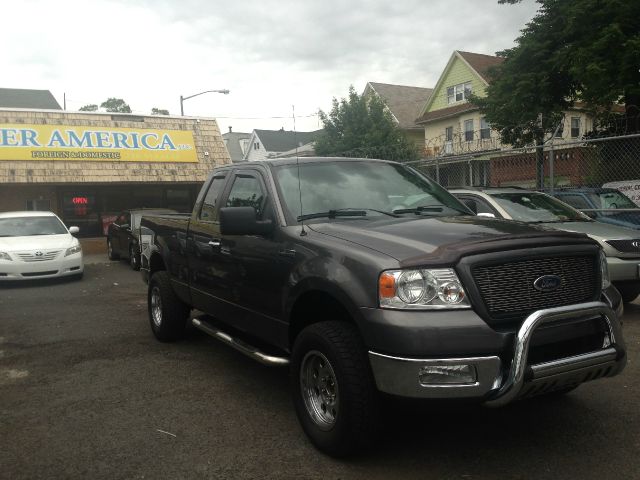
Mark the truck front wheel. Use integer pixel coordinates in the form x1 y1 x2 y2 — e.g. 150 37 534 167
148 271 190 342
291 321 379 457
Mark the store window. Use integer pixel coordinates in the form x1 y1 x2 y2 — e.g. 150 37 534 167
26 199 51 211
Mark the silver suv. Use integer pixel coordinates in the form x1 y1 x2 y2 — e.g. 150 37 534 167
451 187 640 303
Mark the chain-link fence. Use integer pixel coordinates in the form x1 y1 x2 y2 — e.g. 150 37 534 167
407 132 640 200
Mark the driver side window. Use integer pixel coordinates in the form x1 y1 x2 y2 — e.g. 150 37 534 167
226 175 267 219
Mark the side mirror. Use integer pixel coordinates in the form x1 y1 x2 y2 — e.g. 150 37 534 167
220 207 274 236
477 212 496 218
69 226 80 234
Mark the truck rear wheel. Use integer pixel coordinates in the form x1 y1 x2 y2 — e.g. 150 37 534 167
107 238 119 260
148 271 190 342
291 321 379 457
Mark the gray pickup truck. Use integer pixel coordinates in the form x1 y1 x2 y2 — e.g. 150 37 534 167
140 157 626 456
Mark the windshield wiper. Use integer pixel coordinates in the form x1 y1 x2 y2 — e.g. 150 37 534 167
297 209 368 222
393 204 468 215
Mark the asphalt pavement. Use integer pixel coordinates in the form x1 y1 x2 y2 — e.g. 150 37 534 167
1 258 639 479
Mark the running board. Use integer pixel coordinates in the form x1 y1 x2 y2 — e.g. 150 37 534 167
191 318 290 366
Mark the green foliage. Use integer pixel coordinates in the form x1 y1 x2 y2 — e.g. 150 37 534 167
315 86 419 162
79 104 98 112
151 108 170 115
471 0 640 145
100 98 132 113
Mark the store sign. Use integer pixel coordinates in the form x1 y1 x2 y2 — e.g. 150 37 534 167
0 123 198 163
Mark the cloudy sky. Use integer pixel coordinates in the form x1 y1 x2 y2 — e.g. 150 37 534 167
2 0 539 134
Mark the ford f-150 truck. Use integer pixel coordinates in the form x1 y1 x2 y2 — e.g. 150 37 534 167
140 157 626 456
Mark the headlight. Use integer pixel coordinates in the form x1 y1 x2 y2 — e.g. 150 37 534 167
599 249 610 289
65 245 82 257
379 268 470 309
0 252 12 261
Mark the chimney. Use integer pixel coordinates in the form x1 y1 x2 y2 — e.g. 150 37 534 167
228 126 232 133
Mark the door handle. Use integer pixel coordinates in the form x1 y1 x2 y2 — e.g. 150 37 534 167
208 239 221 248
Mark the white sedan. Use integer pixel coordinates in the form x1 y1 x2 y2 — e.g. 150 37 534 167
0 211 84 281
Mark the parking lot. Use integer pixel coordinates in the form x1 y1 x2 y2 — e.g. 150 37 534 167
1 258 639 479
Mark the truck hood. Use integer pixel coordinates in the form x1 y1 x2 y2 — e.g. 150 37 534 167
308 215 592 265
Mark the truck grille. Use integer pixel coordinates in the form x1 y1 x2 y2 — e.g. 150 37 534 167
473 256 598 318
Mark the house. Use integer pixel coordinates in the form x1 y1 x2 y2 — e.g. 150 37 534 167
222 127 251 162
0 88 62 110
363 82 433 148
415 50 596 187
242 129 321 161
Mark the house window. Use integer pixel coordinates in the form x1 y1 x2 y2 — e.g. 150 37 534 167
555 119 564 138
445 126 453 142
254 142 260 150
464 119 474 142
480 117 491 139
447 82 472 104
571 117 581 138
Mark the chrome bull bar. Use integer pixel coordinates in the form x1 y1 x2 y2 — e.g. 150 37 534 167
485 301 626 407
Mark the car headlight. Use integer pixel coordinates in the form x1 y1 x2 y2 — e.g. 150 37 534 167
65 245 82 257
599 249 610 289
379 268 470 309
0 252 12 261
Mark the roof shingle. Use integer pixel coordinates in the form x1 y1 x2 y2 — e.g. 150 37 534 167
0 88 62 110
366 82 433 129
457 51 504 83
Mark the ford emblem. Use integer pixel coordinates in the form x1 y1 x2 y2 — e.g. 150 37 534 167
533 275 562 292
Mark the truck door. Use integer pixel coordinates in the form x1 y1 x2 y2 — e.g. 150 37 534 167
187 173 238 317
220 169 292 342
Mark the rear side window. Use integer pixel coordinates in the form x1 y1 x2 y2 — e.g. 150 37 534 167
557 194 590 210
200 176 227 220
226 175 265 218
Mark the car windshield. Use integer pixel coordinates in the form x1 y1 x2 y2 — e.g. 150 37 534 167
0 216 68 236
490 192 589 222
273 161 470 222
588 191 637 209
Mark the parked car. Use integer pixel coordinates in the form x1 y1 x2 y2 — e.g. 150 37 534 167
451 187 640 302
139 158 626 456
547 187 640 230
106 208 176 270
0 211 83 281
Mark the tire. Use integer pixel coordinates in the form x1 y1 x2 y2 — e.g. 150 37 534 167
148 271 190 342
129 245 140 271
615 283 640 303
291 321 380 457
107 238 119 260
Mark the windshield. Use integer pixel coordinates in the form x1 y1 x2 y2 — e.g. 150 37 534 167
0 216 68 237
588 191 637 209
490 192 589 222
273 161 470 222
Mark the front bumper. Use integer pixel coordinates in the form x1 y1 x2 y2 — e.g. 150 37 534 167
0 254 83 280
368 302 626 405
607 256 640 282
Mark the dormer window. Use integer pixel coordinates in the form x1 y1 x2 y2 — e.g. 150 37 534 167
447 82 472 104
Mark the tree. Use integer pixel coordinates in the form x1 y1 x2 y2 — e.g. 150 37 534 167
315 86 419 162
151 108 170 115
79 104 98 112
470 0 640 186
100 98 131 113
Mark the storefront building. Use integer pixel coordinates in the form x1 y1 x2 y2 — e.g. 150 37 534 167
0 107 230 236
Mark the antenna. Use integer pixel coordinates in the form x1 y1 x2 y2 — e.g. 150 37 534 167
292 105 307 236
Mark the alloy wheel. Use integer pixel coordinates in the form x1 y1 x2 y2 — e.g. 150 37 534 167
300 350 340 430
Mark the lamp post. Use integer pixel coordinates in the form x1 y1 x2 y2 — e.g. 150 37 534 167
180 89 230 116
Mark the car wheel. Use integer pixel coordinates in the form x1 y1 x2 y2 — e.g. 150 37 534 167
107 238 119 260
291 321 379 457
129 245 140 271
148 271 190 342
615 283 640 303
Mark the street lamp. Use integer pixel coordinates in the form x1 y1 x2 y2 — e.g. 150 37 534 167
180 89 230 116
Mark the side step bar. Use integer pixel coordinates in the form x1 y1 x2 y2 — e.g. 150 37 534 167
191 318 290 367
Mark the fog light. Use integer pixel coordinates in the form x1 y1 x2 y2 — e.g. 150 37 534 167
418 364 477 385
